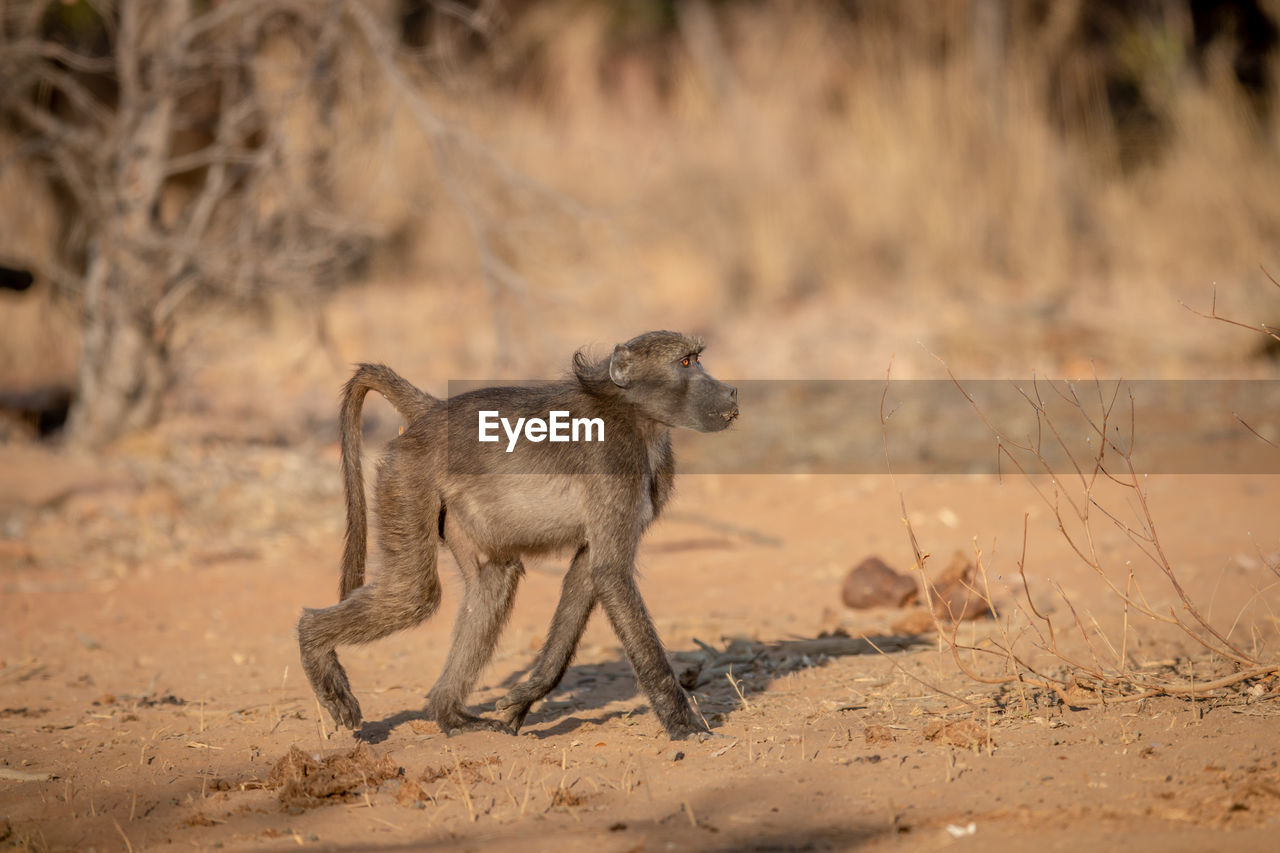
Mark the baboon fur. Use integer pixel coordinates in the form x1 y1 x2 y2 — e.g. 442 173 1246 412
297 331 739 740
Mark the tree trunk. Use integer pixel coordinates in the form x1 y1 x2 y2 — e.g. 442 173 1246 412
65 248 170 446
64 0 185 446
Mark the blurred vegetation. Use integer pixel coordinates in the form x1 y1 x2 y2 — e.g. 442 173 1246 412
1 0 1279 442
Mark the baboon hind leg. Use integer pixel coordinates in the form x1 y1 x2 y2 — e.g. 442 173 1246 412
298 505 443 730
496 546 595 732
427 522 521 734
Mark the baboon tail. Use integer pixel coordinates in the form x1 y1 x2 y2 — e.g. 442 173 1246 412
338 363 438 601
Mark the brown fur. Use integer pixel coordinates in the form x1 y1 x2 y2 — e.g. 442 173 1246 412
297 331 738 739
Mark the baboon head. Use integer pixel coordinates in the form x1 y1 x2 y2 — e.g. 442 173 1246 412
577 331 738 432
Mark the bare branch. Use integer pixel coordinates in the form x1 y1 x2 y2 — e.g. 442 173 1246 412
1181 274 1280 344
1 38 116 72
885 349 1276 710
1233 413 1279 449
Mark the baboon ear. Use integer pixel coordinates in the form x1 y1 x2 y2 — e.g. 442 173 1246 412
608 344 634 388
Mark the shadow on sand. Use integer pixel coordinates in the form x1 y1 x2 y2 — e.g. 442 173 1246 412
356 632 924 744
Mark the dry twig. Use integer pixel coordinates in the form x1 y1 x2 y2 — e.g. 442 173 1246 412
879 357 1280 709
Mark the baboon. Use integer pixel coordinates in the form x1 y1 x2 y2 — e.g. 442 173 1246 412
297 331 739 740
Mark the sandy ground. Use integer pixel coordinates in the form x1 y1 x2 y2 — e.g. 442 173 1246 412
2 424 1279 851
5 6 1280 847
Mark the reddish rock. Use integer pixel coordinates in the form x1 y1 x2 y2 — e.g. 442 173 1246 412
928 551 994 622
841 556 918 609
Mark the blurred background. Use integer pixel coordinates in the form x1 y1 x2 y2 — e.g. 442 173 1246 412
1 0 1279 446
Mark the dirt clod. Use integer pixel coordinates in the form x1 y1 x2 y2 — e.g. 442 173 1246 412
550 785 586 808
267 744 402 808
864 724 896 744
923 719 992 750
420 754 499 785
395 779 428 805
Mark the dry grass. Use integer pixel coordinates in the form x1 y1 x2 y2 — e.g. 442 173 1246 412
882 355 1280 711
336 1 1280 378
5 2 1279 396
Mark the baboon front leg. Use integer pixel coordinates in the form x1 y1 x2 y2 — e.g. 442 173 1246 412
301 648 360 730
496 547 595 732
298 525 443 730
426 556 522 734
595 562 708 740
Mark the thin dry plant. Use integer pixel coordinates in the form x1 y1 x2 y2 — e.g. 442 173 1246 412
1181 265 1280 448
1180 264 1280 350
879 357 1280 710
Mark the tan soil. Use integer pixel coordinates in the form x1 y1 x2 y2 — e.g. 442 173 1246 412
2 427 1279 851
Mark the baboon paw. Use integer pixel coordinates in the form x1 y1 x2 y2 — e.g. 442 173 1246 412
498 702 532 733
320 694 363 730
666 728 707 742
440 716 512 737
433 705 512 736
494 685 534 711
663 718 712 741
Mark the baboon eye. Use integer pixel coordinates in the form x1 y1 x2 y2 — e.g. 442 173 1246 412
681 357 691 367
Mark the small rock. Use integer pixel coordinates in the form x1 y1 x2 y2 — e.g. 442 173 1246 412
929 552 994 622
841 556 918 609
667 750 685 762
